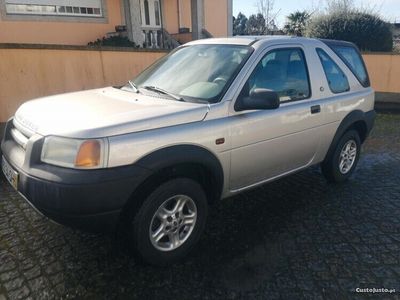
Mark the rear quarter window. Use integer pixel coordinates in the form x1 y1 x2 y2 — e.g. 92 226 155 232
317 48 350 94
330 45 370 88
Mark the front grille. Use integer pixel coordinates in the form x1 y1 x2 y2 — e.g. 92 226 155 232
10 127 29 149
10 119 34 150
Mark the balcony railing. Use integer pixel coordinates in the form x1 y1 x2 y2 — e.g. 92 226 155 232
142 29 180 49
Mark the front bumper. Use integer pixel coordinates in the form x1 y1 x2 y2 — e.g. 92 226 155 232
1 119 151 232
14 163 150 232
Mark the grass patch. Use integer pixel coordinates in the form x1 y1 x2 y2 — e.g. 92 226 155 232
370 113 400 138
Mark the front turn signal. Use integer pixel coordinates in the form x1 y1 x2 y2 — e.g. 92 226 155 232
75 140 101 168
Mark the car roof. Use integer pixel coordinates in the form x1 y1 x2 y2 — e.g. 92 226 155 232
186 36 321 47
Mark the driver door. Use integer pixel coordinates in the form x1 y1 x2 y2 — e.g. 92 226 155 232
229 45 324 191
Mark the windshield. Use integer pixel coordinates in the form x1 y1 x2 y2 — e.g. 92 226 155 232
130 44 253 103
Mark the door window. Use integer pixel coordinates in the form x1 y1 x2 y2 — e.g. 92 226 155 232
317 48 350 94
241 48 311 103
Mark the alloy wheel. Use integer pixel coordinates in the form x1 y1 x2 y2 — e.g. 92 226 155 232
149 195 197 251
339 139 357 174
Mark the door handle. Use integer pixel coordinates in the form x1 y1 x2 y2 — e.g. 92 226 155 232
311 105 321 114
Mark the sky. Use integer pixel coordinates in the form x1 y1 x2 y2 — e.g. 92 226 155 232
233 0 400 27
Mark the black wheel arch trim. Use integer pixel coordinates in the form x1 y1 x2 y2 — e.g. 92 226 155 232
134 144 225 200
324 109 376 161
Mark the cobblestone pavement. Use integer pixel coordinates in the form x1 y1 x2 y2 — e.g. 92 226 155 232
1 113 400 300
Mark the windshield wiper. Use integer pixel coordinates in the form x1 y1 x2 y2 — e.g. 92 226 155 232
142 86 184 101
127 80 139 93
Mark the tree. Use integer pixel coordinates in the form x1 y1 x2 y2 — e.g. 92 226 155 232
326 0 354 14
284 11 311 36
306 11 393 51
233 12 248 36
255 0 280 34
247 13 267 35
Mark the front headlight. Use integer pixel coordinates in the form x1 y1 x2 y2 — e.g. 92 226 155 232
41 136 108 169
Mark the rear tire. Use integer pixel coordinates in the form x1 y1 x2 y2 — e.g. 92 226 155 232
321 129 361 183
128 178 208 266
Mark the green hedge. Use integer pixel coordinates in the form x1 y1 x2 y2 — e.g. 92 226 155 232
88 36 138 48
307 12 393 52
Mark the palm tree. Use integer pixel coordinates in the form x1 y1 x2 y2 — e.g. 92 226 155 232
284 11 311 37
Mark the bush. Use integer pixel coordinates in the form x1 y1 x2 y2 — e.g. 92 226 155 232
88 36 138 48
306 12 393 52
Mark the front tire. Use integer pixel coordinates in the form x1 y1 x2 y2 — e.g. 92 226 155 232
321 129 361 183
129 178 208 266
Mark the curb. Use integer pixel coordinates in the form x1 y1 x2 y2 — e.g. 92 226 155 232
375 102 400 114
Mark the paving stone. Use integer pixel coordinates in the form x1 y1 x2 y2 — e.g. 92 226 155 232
7 285 30 300
3 277 24 292
27 277 51 292
0 113 399 298
23 266 42 281
0 270 20 283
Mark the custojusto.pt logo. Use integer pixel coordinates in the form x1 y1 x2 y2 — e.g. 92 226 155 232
356 287 396 294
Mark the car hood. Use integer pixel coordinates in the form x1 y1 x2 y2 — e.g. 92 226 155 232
14 87 210 138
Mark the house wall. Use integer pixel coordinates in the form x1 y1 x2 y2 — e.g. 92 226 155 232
0 0 123 45
179 0 192 30
0 45 167 122
0 0 230 46
204 0 228 37
163 0 229 37
163 0 179 34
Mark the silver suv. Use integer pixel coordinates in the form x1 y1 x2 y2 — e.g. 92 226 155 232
1 37 375 265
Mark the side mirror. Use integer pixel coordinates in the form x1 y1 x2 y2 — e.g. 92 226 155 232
235 88 280 111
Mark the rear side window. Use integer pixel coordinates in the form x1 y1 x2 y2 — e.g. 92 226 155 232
317 48 350 94
331 45 370 87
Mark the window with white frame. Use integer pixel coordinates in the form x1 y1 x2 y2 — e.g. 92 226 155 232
154 1 160 26
143 0 150 25
140 0 161 28
5 0 103 17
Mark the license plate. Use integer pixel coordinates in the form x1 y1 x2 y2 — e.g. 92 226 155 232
1 156 19 190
